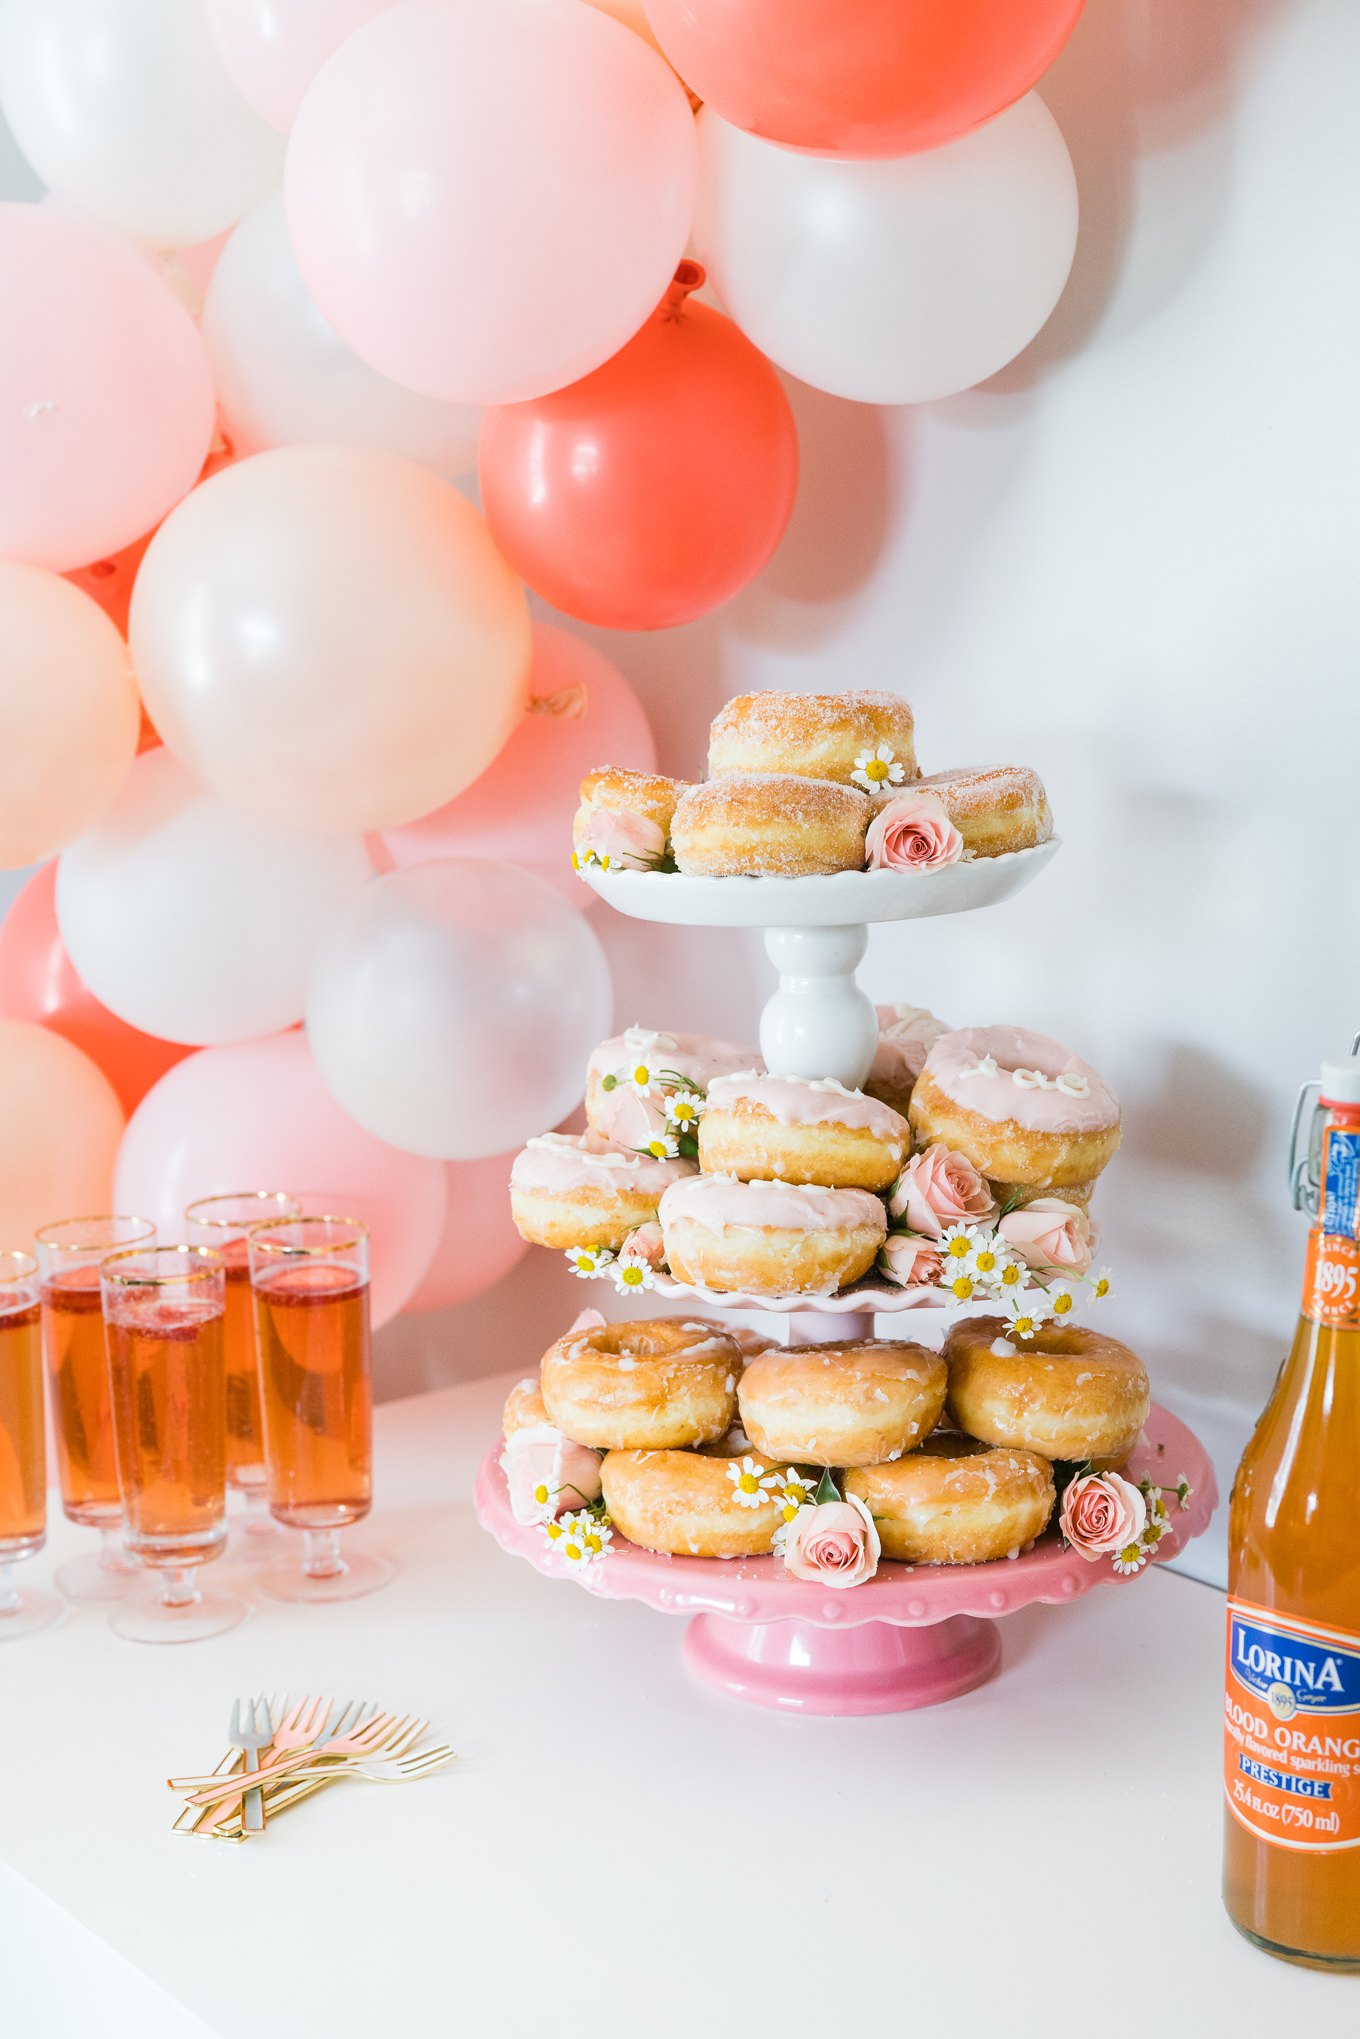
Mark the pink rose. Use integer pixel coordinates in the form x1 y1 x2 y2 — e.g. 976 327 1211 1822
998 1197 1092 1275
593 1083 668 1148
782 1496 881 1589
619 1222 665 1270
577 806 664 872
888 1143 996 1237
1060 1471 1147 1562
879 1234 943 1287
865 792 963 872
500 1424 603 1526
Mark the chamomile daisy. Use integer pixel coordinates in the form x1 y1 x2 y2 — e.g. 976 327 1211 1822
1088 1266 1115 1302
564 1245 614 1280
727 1457 777 1510
939 1223 983 1267
664 1091 705 1133
638 1133 680 1161
1044 1281 1079 1320
610 1254 655 1295
1112 1544 1147 1576
967 1236 1010 1285
558 1511 613 1564
1002 1290 1052 1341
850 744 906 794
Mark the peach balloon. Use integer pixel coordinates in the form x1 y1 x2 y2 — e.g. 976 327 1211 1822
206 0 402 131
285 0 697 404
129 446 533 834
0 204 216 572
0 1020 125 1252
112 1031 445 1328
380 624 656 907
401 1153 530 1313
0 564 141 871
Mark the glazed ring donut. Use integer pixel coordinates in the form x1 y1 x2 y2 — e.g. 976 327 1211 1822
909 1024 1121 1190
676 1319 781 1362
915 766 1053 859
699 1072 908 1193
737 1340 947 1467
572 768 691 853
708 689 917 789
601 1446 784 1557
845 1436 1055 1564
863 1004 949 1117
944 1315 1150 1470
503 1377 551 1436
540 1319 742 1450
658 1174 887 1296
585 1026 760 1146
509 1132 696 1250
671 775 871 878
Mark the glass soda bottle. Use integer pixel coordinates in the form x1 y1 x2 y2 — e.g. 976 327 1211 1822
1223 1054 1360 1969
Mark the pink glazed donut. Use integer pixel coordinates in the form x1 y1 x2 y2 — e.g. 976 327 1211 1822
908 1025 1121 1192
585 1026 761 1148
658 1173 887 1296
509 1132 696 1250
698 1071 908 1192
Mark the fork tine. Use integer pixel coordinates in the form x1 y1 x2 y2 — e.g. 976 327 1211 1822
229 1697 241 1744
302 1694 329 1737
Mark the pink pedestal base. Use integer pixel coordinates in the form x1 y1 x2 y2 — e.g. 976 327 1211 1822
684 1611 1002 1715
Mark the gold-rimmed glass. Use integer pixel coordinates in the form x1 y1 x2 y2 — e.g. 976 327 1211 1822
0 1251 62 1641
35 1214 155 1602
247 1216 392 1603
100 1246 245 1645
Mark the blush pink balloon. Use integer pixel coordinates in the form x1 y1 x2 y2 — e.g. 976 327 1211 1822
113 1031 445 1327
401 1153 530 1313
285 0 698 404
380 624 656 909
0 204 216 572
206 0 401 131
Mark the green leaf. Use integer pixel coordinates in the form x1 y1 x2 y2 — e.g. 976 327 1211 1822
1049 1458 1092 1511
813 1468 841 1507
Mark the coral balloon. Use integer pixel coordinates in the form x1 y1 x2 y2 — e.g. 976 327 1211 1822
204 194 482 481
306 861 613 1161
0 565 140 870
693 98 1078 406
129 446 532 834
0 205 216 572
641 0 1085 157
400 1154 530 1313
56 750 372 1047
481 265 798 630
0 863 191 1117
380 624 656 906
285 0 697 404
112 1032 444 1328
0 0 285 247
0 1020 125 1252
205 0 400 131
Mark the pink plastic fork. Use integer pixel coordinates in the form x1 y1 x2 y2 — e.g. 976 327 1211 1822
188 1711 400 1809
202 1694 335 1830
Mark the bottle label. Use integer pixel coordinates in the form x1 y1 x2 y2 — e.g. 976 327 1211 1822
1302 1231 1360 1327
1225 1597 1360 1851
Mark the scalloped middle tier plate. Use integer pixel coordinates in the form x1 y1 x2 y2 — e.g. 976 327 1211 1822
581 837 1061 928
648 1272 945 1313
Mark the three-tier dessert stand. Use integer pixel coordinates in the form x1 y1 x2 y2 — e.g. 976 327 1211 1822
474 840 1218 1713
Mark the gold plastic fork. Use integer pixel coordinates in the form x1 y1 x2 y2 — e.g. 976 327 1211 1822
267 1744 457 1787
196 1694 338 1832
211 1717 432 1837
186 1710 404 1809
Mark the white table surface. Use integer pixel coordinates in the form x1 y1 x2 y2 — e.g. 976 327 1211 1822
2 1371 1354 2039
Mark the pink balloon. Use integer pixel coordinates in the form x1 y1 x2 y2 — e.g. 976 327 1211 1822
285 0 697 404
113 1031 445 1328
380 624 656 908
0 203 216 572
401 1153 529 1313
206 0 401 132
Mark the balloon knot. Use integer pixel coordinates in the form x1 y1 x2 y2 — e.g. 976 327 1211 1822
662 260 705 320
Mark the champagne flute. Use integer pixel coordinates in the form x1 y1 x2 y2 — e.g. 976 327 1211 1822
248 1216 393 1603
35 1215 155 1601
184 1191 301 1548
100 1246 246 1645
0 1251 63 1641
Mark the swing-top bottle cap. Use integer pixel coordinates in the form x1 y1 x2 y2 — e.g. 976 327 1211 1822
1319 1056 1360 1106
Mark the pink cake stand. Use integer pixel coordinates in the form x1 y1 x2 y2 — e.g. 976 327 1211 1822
474 1400 1218 1716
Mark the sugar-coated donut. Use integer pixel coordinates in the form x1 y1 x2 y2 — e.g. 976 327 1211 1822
573 768 691 853
503 1378 551 1436
914 766 1053 859
677 1320 782 1362
845 1436 1055 1564
944 1315 1150 1470
700 1072 908 1191
738 1340 947 1467
658 1174 887 1295
671 775 872 878
708 690 917 789
509 1132 696 1250
585 1025 761 1147
601 1447 784 1558
864 1004 950 1117
909 1025 1121 1190
540 1319 742 1450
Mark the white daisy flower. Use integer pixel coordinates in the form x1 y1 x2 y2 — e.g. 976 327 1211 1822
610 1254 655 1296
557 1511 613 1565
638 1133 680 1161
850 744 906 794
1044 1280 1080 1321
1002 1289 1052 1341
939 1222 984 1269
663 1091 705 1132
771 1467 817 1511
772 1506 810 1556
564 1245 614 1280
941 1270 978 1304
627 1061 656 1096
993 1258 1026 1292
967 1235 1011 1285
1088 1266 1115 1302
727 1457 777 1510
1112 1543 1147 1576
539 1516 569 1552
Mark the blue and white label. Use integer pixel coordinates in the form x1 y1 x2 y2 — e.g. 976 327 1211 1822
1321 1126 1360 1240
1230 1609 1360 1718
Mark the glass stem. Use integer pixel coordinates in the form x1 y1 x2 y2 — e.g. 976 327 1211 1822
158 1566 198 1608
301 1529 346 1580
0 1561 19 1616
242 1488 274 1536
98 1524 136 1574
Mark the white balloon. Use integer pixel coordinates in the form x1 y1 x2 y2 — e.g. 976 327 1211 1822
56 749 372 1046
306 860 614 1160
205 0 401 133
692 95 1078 407
202 194 483 480
0 0 286 248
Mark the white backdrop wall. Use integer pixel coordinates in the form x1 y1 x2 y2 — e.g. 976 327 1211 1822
3 0 1357 1588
